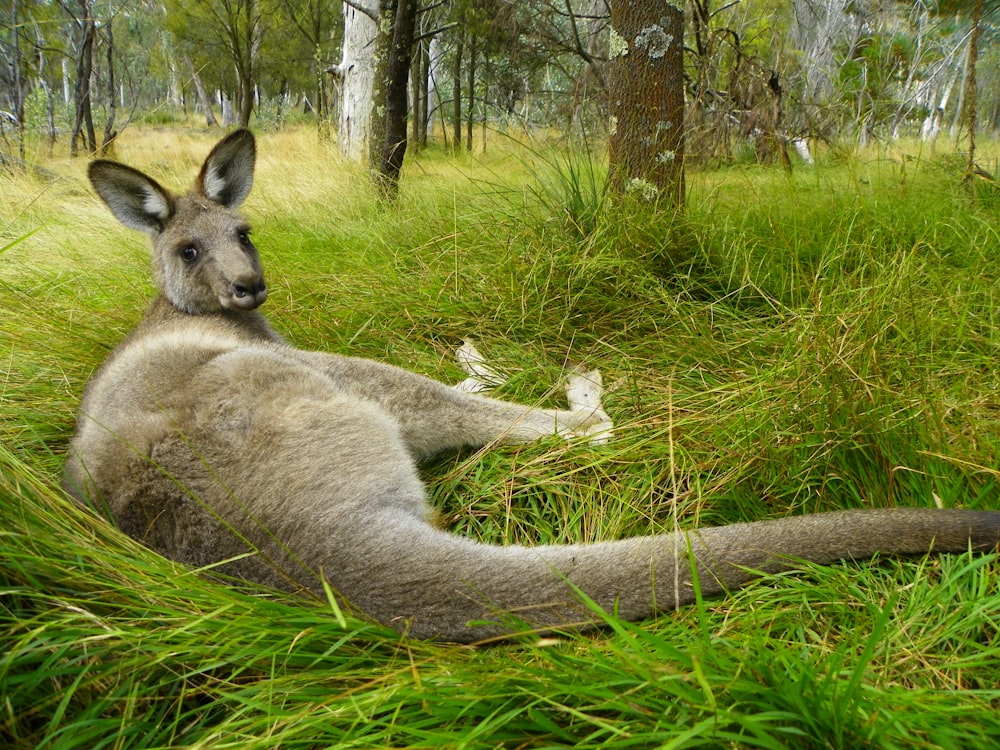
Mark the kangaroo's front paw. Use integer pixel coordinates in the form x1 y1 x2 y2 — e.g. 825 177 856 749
563 369 613 445
454 339 507 393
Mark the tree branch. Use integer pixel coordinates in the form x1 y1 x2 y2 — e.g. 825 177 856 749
342 0 378 23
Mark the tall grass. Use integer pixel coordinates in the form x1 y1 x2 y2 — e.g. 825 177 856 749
3 127 1000 748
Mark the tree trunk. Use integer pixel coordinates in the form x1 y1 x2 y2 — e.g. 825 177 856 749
39 77 58 152
11 0 26 160
950 34 971 142
187 56 219 127
332 2 378 162
428 35 442 142
369 0 393 177
101 17 117 155
70 0 97 157
465 37 476 153
607 0 685 209
790 0 852 141
315 45 331 141
221 95 235 127
62 57 71 107
370 0 418 200
235 11 258 128
451 24 464 155
411 32 433 152
964 0 984 183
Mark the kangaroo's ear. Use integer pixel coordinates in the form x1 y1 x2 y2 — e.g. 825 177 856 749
197 129 256 208
88 161 175 234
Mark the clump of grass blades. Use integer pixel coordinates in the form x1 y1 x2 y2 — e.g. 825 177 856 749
5 441 1000 748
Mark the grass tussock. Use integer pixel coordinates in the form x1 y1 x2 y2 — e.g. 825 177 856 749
4 126 1000 747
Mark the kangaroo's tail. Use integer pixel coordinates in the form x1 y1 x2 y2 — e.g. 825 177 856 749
335 508 1000 642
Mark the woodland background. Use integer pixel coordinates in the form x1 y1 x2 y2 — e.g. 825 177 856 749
4 0 1000 187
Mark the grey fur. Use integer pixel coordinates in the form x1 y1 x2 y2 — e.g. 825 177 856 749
64 130 1000 642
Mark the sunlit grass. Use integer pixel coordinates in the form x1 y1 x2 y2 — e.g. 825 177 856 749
4 125 1000 747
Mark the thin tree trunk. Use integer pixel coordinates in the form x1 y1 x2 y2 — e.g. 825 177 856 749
370 0 418 200
70 0 97 157
101 17 116 155
950 34 971 141
964 0 984 183
221 95 235 127
451 21 465 154
451 23 464 155
427 35 442 142
410 37 427 152
466 38 476 152
12 0 25 160
187 57 219 126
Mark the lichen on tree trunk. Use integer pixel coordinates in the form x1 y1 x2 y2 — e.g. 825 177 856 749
607 0 685 210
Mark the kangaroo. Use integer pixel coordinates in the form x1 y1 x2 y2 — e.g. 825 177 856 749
64 129 1000 643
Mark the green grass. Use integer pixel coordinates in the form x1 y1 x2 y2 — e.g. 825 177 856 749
4 128 1000 747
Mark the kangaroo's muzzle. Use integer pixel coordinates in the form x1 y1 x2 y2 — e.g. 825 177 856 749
228 277 268 310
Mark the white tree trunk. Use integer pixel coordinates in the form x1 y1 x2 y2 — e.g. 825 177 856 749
791 0 848 106
792 138 814 164
221 95 235 127
949 32 973 142
62 57 71 106
922 77 954 147
426 35 442 137
335 2 379 162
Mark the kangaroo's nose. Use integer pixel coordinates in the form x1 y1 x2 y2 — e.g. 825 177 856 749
230 277 267 310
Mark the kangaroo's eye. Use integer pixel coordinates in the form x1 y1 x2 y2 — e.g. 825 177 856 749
180 246 198 263
238 231 252 246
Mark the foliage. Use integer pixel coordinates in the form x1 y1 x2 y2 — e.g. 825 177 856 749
4 127 1000 747
8 1 1000 167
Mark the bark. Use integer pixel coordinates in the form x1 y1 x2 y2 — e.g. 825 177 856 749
70 0 97 157
428 35 442 140
11 0 25 159
607 0 685 209
221 96 235 127
451 25 464 155
950 29 972 141
62 57 71 106
101 17 116 155
411 37 429 151
466 37 476 152
187 56 220 127
922 67 957 150
790 0 857 139
38 77 57 151
235 1 260 128
964 0 984 183
331 2 378 162
370 0 419 199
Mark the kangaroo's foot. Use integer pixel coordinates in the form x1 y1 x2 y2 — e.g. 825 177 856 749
563 368 613 445
454 340 507 393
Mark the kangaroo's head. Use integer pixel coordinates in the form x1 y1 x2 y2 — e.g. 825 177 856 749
88 129 267 314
